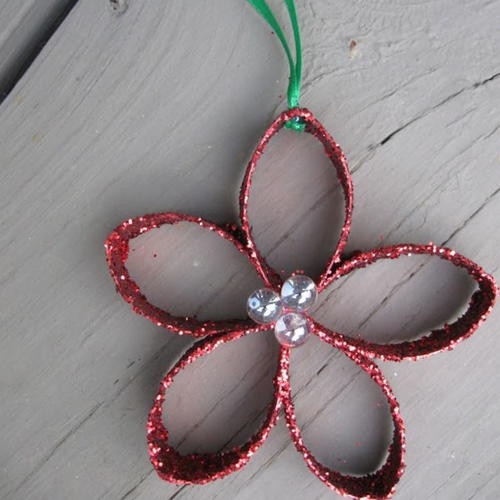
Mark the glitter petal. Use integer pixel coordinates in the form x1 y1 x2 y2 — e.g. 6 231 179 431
316 244 497 361
147 329 289 483
105 213 260 336
283 326 406 499
239 108 353 291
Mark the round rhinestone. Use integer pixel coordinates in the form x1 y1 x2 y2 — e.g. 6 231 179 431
281 275 317 312
247 288 283 324
274 312 310 347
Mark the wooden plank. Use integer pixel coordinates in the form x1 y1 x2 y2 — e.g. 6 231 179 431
0 0 77 100
0 0 499 499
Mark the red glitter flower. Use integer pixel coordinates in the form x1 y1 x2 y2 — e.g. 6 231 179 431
105 108 497 499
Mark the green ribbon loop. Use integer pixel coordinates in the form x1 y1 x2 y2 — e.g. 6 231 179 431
246 0 305 132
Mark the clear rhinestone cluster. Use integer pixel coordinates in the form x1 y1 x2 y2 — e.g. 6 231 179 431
247 275 317 347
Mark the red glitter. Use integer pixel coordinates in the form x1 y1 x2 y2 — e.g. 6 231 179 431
105 108 497 498
147 330 288 484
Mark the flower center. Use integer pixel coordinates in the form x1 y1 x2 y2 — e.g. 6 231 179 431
247 275 317 347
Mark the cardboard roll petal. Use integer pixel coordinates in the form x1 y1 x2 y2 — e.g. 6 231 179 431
105 213 263 337
315 243 497 362
284 327 406 499
147 329 288 484
239 108 353 291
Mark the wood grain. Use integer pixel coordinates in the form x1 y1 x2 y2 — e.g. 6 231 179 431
0 1 499 499
0 0 76 99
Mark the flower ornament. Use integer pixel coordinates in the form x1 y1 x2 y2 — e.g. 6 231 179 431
105 108 497 499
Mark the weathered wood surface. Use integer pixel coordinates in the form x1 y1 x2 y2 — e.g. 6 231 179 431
1 1 499 499
0 0 76 99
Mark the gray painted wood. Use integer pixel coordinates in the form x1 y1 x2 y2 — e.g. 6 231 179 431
1 1 499 499
0 0 76 99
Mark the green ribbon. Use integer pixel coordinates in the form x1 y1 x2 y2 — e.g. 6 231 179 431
246 0 305 132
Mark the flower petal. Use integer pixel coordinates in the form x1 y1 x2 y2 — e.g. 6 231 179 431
105 213 260 336
147 329 290 484
239 108 353 290
319 244 497 361
283 330 405 499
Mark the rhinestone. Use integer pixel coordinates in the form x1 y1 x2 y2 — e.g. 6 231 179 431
274 312 310 347
247 288 283 324
281 275 317 312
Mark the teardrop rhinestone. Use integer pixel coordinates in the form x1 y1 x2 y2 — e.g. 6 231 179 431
247 288 283 324
281 275 317 312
